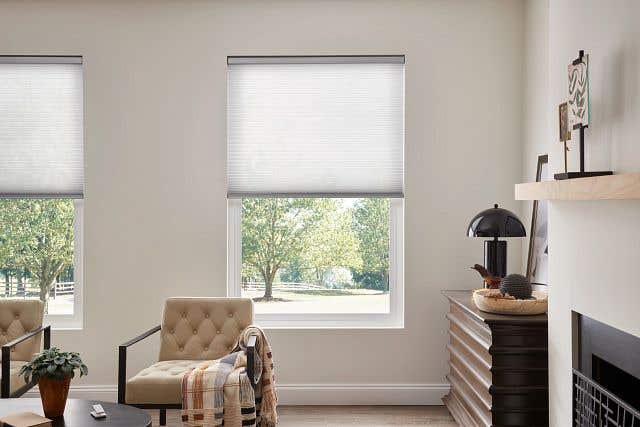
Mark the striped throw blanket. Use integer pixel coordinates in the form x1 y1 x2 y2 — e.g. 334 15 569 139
181 325 278 427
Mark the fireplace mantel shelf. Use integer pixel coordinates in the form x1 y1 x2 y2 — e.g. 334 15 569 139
515 172 640 201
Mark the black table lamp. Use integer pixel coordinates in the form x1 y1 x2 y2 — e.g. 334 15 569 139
467 204 526 278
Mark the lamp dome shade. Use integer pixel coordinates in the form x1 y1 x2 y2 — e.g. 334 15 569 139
467 204 526 238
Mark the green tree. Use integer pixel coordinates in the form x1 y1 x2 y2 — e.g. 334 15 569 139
277 258 305 283
241 198 323 300
303 199 361 286
0 199 74 307
352 198 390 291
0 223 22 296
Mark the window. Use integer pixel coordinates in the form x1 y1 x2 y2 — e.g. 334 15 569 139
0 57 84 329
227 56 404 328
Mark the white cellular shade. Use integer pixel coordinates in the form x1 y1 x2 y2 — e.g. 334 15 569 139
0 60 84 197
227 58 404 197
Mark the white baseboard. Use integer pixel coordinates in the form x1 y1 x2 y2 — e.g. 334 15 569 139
24 385 117 402
277 383 449 405
24 383 449 405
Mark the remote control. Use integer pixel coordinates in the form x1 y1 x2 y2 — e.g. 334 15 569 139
91 404 107 418
90 410 107 419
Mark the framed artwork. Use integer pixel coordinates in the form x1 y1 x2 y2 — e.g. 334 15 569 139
558 102 571 142
526 154 549 285
568 53 589 129
558 102 571 173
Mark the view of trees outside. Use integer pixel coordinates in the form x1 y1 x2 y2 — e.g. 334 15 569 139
0 199 76 314
0 197 390 315
241 198 391 314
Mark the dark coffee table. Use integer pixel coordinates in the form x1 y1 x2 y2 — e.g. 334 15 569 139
0 399 151 426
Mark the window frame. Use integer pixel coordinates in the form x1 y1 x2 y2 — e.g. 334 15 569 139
43 199 83 329
0 55 84 329
227 198 404 329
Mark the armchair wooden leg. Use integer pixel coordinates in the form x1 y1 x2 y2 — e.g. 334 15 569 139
43 325 51 350
1 346 10 398
159 408 166 425
118 346 127 404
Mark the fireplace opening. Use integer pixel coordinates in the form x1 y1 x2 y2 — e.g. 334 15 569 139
592 354 640 412
573 313 640 426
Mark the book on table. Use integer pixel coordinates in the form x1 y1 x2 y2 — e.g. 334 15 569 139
0 412 52 427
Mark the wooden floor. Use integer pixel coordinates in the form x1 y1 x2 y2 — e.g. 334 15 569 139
148 406 457 426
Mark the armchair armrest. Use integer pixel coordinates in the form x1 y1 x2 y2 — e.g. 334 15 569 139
120 325 161 348
1 325 51 398
118 325 161 404
246 334 257 390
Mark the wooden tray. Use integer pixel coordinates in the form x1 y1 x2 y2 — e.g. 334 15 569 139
472 288 548 315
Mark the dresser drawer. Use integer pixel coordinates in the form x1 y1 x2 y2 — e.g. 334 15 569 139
449 303 492 343
446 372 491 427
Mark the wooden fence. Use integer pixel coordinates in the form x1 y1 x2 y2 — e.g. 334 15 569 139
242 281 324 291
1 280 74 299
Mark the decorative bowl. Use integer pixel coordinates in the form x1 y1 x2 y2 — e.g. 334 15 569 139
472 288 548 315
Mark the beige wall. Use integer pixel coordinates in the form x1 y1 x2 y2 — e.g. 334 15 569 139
520 0 549 272
523 0 640 424
0 0 525 402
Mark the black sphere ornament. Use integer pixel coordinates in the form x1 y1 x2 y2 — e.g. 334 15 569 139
500 274 532 299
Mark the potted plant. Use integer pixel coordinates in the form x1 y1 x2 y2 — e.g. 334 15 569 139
19 347 88 418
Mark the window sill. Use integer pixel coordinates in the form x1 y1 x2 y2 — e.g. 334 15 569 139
44 315 83 331
255 313 403 330
260 325 405 330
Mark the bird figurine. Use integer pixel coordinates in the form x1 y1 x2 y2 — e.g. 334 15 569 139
470 264 502 289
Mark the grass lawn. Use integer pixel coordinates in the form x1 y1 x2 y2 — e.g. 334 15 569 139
244 288 389 314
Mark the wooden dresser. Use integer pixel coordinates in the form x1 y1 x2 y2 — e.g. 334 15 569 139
442 290 548 427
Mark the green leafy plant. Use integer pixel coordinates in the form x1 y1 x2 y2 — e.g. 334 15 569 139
19 347 88 383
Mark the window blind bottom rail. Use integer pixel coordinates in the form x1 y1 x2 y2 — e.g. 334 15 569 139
227 192 404 199
228 55 405 65
0 56 83 64
0 193 84 199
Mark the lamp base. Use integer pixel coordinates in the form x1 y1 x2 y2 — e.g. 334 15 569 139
484 240 507 278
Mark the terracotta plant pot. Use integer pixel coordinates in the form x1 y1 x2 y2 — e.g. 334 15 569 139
38 376 71 418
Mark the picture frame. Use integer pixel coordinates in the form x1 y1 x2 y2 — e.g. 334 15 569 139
568 53 589 129
558 102 571 142
558 102 571 173
526 154 549 285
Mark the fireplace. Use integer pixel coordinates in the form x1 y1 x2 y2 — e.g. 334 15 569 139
573 313 640 426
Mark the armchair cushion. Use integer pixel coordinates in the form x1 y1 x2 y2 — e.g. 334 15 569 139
0 300 44 361
126 360 202 404
126 360 246 405
158 298 253 362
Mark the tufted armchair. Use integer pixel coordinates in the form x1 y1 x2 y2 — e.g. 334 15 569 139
118 297 256 425
0 299 51 398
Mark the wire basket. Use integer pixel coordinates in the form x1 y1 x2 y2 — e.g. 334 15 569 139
573 369 640 426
